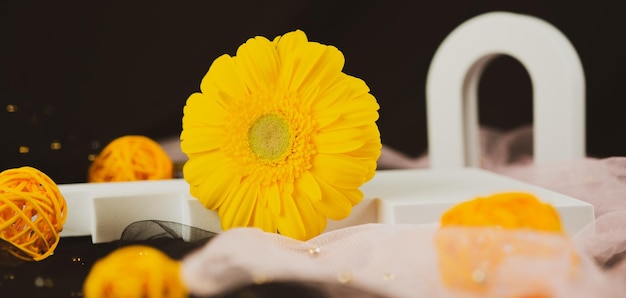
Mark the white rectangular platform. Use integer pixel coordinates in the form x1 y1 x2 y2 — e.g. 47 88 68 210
59 168 595 243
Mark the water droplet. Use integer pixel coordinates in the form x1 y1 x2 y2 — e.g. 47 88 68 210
471 269 486 283
308 247 321 256
382 272 395 281
337 271 352 284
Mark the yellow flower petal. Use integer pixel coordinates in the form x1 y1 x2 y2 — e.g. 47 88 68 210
313 75 371 112
279 42 344 94
265 183 281 217
346 127 382 159
308 173 353 220
182 92 226 127
312 153 369 188
316 136 364 154
249 199 276 233
316 127 364 142
184 153 237 210
235 36 280 93
200 54 247 108
218 179 258 229
275 190 307 240
180 126 222 154
274 29 309 58
295 171 322 202
293 192 327 239
313 112 341 130
336 187 364 206
315 98 379 130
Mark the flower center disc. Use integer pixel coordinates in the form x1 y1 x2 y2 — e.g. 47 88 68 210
248 114 291 160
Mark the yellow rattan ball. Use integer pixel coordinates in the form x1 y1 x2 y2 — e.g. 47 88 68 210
440 191 563 232
436 192 574 294
83 245 187 298
0 166 67 262
88 135 174 182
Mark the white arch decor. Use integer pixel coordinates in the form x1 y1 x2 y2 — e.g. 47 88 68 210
426 11 586 168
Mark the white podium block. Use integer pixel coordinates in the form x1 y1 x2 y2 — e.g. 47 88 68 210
358 168 594 236
59 168 594 243
58 179 221 243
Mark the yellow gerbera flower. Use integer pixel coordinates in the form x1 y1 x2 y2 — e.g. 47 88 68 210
180 30 381 240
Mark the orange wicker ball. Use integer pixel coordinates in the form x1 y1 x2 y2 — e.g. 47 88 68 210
83 245 187 298
88 135 174 182
0 166 67 262
440 191 563 232
435 192 575 295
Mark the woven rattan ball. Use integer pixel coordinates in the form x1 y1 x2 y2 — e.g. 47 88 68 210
0 166 67 262
435 192 570 293
84 245 187 298
88 135 174 182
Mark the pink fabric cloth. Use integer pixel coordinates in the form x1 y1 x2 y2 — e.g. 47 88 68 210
180 126 626 297
182 224 626 297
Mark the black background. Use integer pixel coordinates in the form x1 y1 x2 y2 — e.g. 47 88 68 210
1 1 624 183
